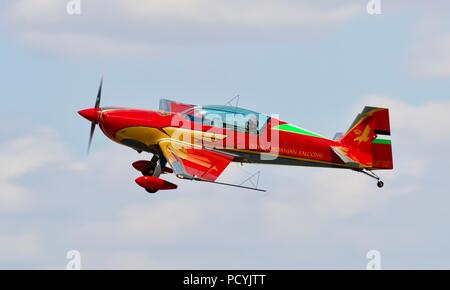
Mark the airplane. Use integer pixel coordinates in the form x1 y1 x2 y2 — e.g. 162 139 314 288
78 79 393 193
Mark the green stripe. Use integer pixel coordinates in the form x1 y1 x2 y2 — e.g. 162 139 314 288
373 139 392 145
273 124 326 139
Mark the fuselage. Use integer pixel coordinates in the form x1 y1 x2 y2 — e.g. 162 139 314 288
79 106 350 169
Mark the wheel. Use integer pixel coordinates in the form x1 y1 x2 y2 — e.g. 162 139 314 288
141 163 156 176
141 171 153 176
377 181 384 188
145 188 158 194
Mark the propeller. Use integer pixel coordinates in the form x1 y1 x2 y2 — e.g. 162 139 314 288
88 78 102 153
78 77 103 154
87 118 96 154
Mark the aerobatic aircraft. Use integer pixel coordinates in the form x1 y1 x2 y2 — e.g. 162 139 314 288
78 80 393 193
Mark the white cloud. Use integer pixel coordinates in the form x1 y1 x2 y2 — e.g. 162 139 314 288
362 96 450 189
79 199 209 246
6 0 67 26
409 32 450 78
414 43 450 78
18 31 150 57
0 128 67 212
122 0 361 29
407 14 450 78
0 233 43 264
364 96 450 143
351 1 450 79
98 251 160 270
4 0 363 56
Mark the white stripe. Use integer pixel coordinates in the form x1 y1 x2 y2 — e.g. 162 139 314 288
376 134 391 141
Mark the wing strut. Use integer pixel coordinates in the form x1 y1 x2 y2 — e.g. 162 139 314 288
239 170 261 189
190 177 266 192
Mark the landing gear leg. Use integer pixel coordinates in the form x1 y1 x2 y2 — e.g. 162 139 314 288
358 169 384 188
135 153 170 194
142 154 162 177
142 155 162 194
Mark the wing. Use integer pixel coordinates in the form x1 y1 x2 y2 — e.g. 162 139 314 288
159 140 234 182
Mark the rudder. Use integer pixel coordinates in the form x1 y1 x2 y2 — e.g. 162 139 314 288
339 107 393 170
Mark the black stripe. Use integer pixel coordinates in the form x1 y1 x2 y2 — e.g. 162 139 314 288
375 130 390 136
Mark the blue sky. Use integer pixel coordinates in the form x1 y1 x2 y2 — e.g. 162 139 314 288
1 0 450 269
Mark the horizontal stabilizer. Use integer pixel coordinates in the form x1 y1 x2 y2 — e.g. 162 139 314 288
331 146 361 169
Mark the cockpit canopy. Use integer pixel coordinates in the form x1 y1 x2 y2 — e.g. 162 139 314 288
182 105 269 133
159 99 270 133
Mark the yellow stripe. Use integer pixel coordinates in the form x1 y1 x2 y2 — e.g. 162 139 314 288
114 126 373 169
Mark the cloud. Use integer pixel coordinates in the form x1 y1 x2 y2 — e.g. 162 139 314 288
122 0 361 29
402 6 450 78
0 233 43 266
4 0 363 56
79 199 210 246
363 96 450 143
98 251 160 270
0 128 67 212
18 30 150 57
410 38 450 78
360 96 450 182
409 20 450 78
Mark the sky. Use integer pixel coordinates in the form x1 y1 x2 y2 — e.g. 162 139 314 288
1 0 450 269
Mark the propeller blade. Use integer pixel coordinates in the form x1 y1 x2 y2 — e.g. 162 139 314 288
85 77 103 154
87 120 96 154
95 77 103 109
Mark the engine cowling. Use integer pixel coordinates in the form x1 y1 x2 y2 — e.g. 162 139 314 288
135 176 178 192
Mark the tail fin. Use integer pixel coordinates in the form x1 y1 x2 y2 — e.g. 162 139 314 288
340 107 393 170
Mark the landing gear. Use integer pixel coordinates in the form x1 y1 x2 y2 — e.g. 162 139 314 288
142 155 161 177
358 169 385 189
133 154 170 194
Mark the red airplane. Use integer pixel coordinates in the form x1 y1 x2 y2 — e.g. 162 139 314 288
78 80 393 193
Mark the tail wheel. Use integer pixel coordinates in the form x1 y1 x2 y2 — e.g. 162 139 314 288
357 169 385 189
